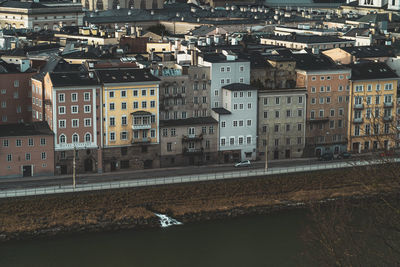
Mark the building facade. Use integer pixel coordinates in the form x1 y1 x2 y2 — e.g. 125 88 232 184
0 122 54 178
257 88 307 160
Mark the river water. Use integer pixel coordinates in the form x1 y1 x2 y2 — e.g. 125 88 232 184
0 210 307 267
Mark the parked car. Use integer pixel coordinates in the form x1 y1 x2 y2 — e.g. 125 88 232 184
319 152 334 161
337 151 351 159
234 160 251 167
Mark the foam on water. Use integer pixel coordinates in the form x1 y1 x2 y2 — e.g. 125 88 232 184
154 213 183 228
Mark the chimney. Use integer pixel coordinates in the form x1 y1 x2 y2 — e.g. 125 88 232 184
191 50 198 66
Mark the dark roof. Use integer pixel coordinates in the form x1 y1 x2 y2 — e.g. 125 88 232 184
0 122 53 137
340 46 395 58
350 61 398 81
50 72 99 87
262 34 353 44
222 83 257 91
97 68 160 83
356 13 400 24
160 116 218 127
202 53 247 63
238 52 272 68
190 25 217 36
293 53 341 71
212 107 231 115
0 60 20 73
343 28 370 37
0 0 46 8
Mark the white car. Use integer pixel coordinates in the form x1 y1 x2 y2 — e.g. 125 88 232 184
234 160 251 167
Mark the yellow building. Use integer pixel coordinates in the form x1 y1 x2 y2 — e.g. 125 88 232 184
97 68 160 171
348 62 398 153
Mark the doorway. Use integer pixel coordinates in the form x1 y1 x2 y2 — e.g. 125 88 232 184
84 158 93 172
23 165 32 177
274 150 279 159
285 149 290 159
110 161 117 171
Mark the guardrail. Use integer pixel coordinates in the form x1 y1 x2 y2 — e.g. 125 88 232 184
0 158 399 199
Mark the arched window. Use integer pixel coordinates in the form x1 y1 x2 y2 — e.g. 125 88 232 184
112 0 120 9
96 0 103 10
85 133 91 142
60 134 66 144
72 133 79 143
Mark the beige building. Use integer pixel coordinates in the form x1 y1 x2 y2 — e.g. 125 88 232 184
258 88 307 160
159 117 219 167
0 1 84 30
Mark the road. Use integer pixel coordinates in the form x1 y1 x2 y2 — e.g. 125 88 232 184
0 157 340 190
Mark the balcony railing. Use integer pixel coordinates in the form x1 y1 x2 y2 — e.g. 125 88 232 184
132 124 151 130
131 138 150 144
383 116 393 122
353 117 363 124
183 147 204 154
384 102 394 108
182 134 203 142
354 103 364 109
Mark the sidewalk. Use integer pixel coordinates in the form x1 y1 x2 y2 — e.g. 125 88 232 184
0 157 317 184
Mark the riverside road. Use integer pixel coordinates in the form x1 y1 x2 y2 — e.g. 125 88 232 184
0 157 345 190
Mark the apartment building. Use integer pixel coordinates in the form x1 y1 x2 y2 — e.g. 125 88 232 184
258 88 307 160
347 61 398 152
43 71 102 175
97 68 161 171
199 51 250 109
159 117 218 167
0 122 54 178
212 83 258 162
0 59 34 124
295 53 352 156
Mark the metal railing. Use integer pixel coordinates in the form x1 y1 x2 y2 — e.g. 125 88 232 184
0 158 399 199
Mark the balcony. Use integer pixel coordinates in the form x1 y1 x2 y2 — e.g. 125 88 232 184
183 147 204 155
131 138 150 144
353 117 363 124
132 124 151 130
308 117 329 123
182 134 203 142
384 102 393 108
131 111 152 130
354 103 364 109
383 116 393 122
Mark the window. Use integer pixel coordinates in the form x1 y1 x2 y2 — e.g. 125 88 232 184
376 84 381 91
25 153 31 161
84 92 90 101
298 124 302 131
14 80 19 87
3 139 8 147
338 85 343 91
41 152 47 160
121 102 127 110
59 106 66 114
72 119 79 128
220 138 226 146
84 118 91 127
367 84 372 91
28 138 34 146
298 96 303 104
286 110 291 117
311 87 316 93
109 117 115 126
59 120 66 128
355 85 364 92
226 78 230 84
310 110 315 119
319 110 324 117
171 128 176 136
16 139 22 147
297 137 302 145
311 98 316 104
142 101 147 108
58 93 65 102
109 91 114 98
330 109 335 117
330 120 335 129
133 101 138 109
338 96 343 103
320 86 325 92
220 79 225 85
239 120 244 127
202 97 207 104
320 76 325 81
59 134 66 144
7 154 12 162
247 119 251 126
354 125 360 136
247 103 252 109
319 97 324 104
275 111 280 118
274 124 279 132
311 76 316 81
326 97 331 104
162 129 168 137
247 136 252 144
239 78 244 83
167 143 172 151
286 124 290 132
326 86 331 92
71 93 78 102
209 126 214 134
221 121 226 128
264 98 268 105
120 131 127 141
70 106 78 114
366 96 372 105
240 66 244 72
275 97 280 105
274 139 279 147
110 132 116 141
375 96 380 105
133 90 138 96
109 103 115 110
84 105 91 113
121 116 127 126
220 67 225 72
233 120 238 127
238 137 244 145
263 111 268 118
229 137 235 146
384 83 393 90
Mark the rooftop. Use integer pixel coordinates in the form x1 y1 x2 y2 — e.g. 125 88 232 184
350 61 398 81
50 72 99 87
0 122 53 137
340 46 395 58
222 83 257 91
261 34 353 44
97 68 160 83
293 53 343 71
160 116 218 127
212 107 231 115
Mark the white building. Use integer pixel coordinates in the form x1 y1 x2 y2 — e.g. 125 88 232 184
212 83 258 162
358 0 387 8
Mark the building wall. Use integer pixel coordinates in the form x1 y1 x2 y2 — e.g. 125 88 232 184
260 38 355 50
159 123 218 167
257 90 306 160
31 78 45 122
0 72 34 124
297 69 351 156
83 0 163 11
0 135 54 178
347 79 398 152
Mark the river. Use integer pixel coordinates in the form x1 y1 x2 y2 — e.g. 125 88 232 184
0 210 307 267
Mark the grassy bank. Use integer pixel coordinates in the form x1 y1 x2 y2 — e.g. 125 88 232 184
0 164 398 241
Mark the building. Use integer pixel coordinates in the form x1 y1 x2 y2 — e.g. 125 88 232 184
257 88 307 160
199 50 251 109
347 61 399 152
260 34 355 51
322 46 395 65
82 0 163 11
0 59 34 124
42 70 102 175
159 117 218 167
212 83 258 162
295 53 352 156
0 0 84 30
0 122 54 178
97 68 161 171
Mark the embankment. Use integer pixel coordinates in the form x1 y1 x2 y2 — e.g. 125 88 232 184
0 164 399 241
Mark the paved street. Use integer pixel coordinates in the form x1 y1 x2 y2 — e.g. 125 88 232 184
0 157 322 190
